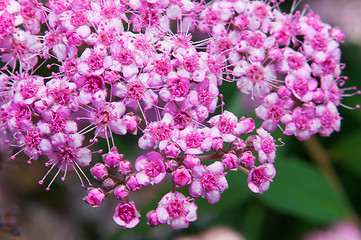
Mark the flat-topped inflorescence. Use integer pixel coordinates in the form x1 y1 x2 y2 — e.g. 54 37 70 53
0 0 358 230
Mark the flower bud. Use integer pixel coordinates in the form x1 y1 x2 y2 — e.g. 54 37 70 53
90 163 108 181
238 117 255 135
165 143 181 157
184 155 200 169
83 188 105 207
126 175 142 192
165 159 178 173
240 151 255 168
222 153 239 170
211 137 224 151
102 178 116 191
231 138 245 152
118 160 132 176
147 210 160 227
103 147 123 169
114 185 130 201
173 166 191 186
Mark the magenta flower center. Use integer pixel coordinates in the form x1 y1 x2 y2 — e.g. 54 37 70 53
201 172 218 190
87 53 104 71
288 55 304 70
117 49 133 65
154 59 171 75
261 138 275 154
293 80 308 97
321 112 336 129
174 110 192 129
251 169 266 186
247 65 265 83
59 147 75 164
168 78 189 100
117 204 136 223
49 86 72 105
127 82 146 100
145 161 162 178
198 90 213 105
62 59 78 76
96 108 115 125
267 105 284 120
50 115 66 132
186 132 202 149
24 130 41 148
167 200 186 218
295 114 309 131
84 75 104 93
218 117 235 134
151 123 173 141
183 56 198 73
20 81 37 99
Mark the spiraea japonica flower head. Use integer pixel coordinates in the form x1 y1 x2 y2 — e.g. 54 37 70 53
0 0 357 231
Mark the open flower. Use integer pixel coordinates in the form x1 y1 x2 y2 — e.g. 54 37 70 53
248 163 276 194
156 191 197 229
135 151 166 186
113 202 140 228
189 161 228 204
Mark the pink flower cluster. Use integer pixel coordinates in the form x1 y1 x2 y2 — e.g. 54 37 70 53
0 0 357 230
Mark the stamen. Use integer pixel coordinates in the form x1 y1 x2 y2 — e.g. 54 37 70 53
45 167 62 191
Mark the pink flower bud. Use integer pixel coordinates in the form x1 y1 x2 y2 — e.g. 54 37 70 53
103 147 123 169
34 100 48 114
184 155 200 169
330 28 345 43
165 159 178 173
90 163 108 181
240 151 255 168
102 178 116 191
313 88 325 103
165 143 181 157
222 153 239 170
147 210 160 227
118 160 132 176
83 188 105 207
238 118 255 135
126 175 142 192
114 185 130 201
268 46 282 60
211 137 224 151
123 113 139 133
231 138 246 152
233 15 248 30
173 166 191 186
277 86 292 99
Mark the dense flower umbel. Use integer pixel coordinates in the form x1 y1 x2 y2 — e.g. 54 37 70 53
1 0 358 230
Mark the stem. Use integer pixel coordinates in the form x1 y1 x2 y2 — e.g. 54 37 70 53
303 136 361 227
198 152 224 161
303 136 343 191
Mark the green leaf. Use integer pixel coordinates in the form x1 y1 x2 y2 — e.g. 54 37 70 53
258 156 352 223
